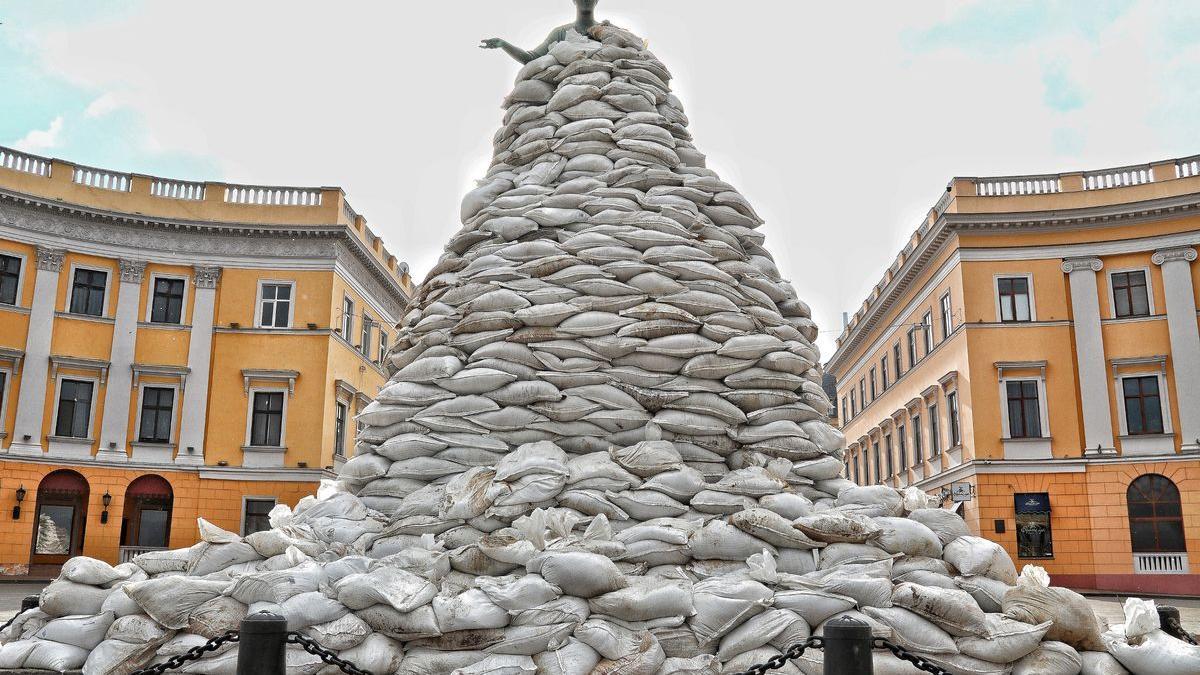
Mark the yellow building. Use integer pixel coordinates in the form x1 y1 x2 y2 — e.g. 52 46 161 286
0 145 411 575
828 155 1200 594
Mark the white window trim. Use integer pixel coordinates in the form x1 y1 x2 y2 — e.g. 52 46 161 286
334 399 349 458
0 366 12 436
880 356 889 390
51 374 100 440
921 311 934 354
378 330 389 365
145 272 190 325
240 495 277 536
244 386 289 448
360 314 374 357
0 248 30 307
67 263 113 318
998 375 1051 440
341 295 355 339
927 402 942 456
133 382 180 445
993 273 1037 323
940 291 953 340
254 280 296 329
1115 370 1173 437
1106 266 1156 319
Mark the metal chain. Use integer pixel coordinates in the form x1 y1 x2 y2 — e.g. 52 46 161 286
731 636 824 675
287 632 374 675
131 631 239 675
873 637 953 675
1165 617 1199 646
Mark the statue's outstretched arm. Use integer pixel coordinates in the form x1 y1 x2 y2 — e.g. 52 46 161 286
480 30 560 64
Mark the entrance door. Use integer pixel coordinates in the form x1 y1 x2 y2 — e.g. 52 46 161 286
120 475 174 554
30 470 90 567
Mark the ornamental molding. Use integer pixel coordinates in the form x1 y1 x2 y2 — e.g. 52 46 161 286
1151 246 1198 266
193 266 222 289
1060 256 1103 274
119 258 147 283
36 246 65 272
242 368 300 396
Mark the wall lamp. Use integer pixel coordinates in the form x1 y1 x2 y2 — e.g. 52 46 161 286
100 490 112 524
12 485 25 520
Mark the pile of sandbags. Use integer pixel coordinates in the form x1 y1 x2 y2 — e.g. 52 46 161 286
0 21 1137 675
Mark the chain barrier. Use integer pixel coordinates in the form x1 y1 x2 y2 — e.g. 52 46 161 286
131 631 239 675
286 632 374 675
731 636 823 675
873 637 953 675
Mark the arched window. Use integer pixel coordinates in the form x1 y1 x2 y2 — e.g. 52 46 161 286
121 475 174 550
32 469 90 564
1127 474 1186 553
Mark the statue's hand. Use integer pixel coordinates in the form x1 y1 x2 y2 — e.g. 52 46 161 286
480 38 505 49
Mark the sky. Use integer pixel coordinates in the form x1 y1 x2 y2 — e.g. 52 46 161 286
3 0 1199 359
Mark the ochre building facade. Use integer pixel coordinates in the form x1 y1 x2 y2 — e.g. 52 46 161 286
828 155 1200 594
0 146 411 575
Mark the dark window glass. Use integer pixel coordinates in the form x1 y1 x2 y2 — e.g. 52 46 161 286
55 379 93 438
928 404 940 455
138 509 170 547
898 423 908 470
342 297 355 339
906 330 917 366
940 293 953 339
360 316 373 357
34 504 75 554
853 453 861 484
259 283 292 328
378 332 388 365
841 398 848 424
872 443 881 485
335 401 347 457
1006 381 1042 438
1111 271 1150 318
881 358 889 390
922 313 934 353
243 498 276 536
250 391 285 446
150 277 185 324
948 392 961 446
138 387 175 443
850 391 857 417
859 380 865 409
998 277 1032 322
885 435 894 478
70 268 107 316
893 344 902 380
1015 493 1053 558
1127 475 1186 552
869 368 877 399
911 414 923 462
0 254 20 305
1123 376 1164 435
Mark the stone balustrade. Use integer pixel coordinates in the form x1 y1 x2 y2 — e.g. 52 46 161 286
0 147 51 177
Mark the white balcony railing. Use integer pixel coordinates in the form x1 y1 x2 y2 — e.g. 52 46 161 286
974 175 1062 196
1083 165 1154 190
119 545 168 564
1178 155 1200 178
1133 552 1189 574
150 178 206 201
73 165 132 192
0 147 51 177
223 185 322 206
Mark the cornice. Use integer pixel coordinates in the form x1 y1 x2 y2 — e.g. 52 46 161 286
1152 246 1198 265
1060 257 1103 274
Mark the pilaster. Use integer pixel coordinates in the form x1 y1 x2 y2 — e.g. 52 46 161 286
176 265 220 464
1061 257 1116 456
1152 247 1200 452
7 247 65 455
97 259 146 461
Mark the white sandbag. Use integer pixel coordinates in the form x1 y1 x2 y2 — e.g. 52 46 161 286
1002 575 1105 652
333 567 437 613
863 606 957 654
1011 641 1082 675
688 519 777 561
451 654 536 675
397 649 488 675
955 614 1051 663
22 639 91 672
1104 625 1200 673
39 581 113 618
334 634 404 674
731 508 824 549
688 577 773 646
433 589 510 632
891 582 988 638
716 609 799 662
123 578 229 629
792 512 881 544
771 590 855 627
100 588 143 619
476 574 561 611
188 596 247 639
533 638 602 675
943 537 1017 584
35 613 115 650
589 578 694 622
955 576 1014 613
1078 651 1129 675
60 558 132 586
534 551 629 598
872 517 943 558
759 493 814 520
907 508 972 546
279 592 348 631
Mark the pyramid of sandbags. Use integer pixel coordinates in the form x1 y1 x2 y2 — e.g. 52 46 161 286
0 22 1126 675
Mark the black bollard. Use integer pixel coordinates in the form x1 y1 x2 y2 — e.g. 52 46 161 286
236 611 287 675
823 615 874 675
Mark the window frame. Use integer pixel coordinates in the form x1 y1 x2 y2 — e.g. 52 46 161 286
939 292 953 340
244 387 288 448
897 422 908 472
850 390 857 418
947 390 962 447
884 433 894 478
906 328 918 368
341 295 355 340
911 413 923 463
360 314 374 358
1014 492 1054 559
869 368 877 400
254 280 296 329
892 343 902 381
1107 267 1154 319
135 383 179 445
0 250 26 307
880 357 889 391
858 379 866 410
994 273 1036 323
67 264 111 318
1126 474 1186 553
334 400 348 458
240 496 277 537
921 311 934 354
1121 374 1168 436
999 377 1050 440
378 330 389 366
0 367 10 436
872 442 882 485
928 403 941 456
52 376 98 440
841 397 849 424
145 273 189 325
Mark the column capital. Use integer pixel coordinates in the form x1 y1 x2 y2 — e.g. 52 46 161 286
35 247 66 272
1060 256 1103 274
1152 247 1198 266
193 265 222 289
118 259 147 284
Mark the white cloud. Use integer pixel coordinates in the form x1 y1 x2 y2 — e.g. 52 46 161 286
84 92 121 118
12 116 64 153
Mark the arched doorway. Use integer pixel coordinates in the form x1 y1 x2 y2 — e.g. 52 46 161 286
1127 474 1188 573
30 470 89 567
120 475 173 557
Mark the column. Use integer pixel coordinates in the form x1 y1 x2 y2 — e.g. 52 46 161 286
1061 257 1115 455
176 266 220 465
1152 247 1200 452
7 247 65 455
97 259 145 461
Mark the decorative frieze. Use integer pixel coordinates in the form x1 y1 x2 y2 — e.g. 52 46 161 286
1060 256 1103 274
193 266 222 289
35 247 65 272
1152 246 1198 266
119 259 147 284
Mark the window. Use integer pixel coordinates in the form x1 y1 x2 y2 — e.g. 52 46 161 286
0 254 20 305
0 371 6 433
69 268 108 317
880 357 889 390
869 368 877 399
249 391 285 447
1111 270 1150 318
922 311 934 354
1015 493 1053 558
341 296 355 339
55 379 94 438
997 276 1032 322
242 498 276 536
150 277 185 324
911 413 923 462
138 387 175 444
892 344 902 381
872 443 881 485
1005 381 1041 439
850 390 857 417
940 292 953 340
853 452 861 484
1127 474 1185 553
1122 376 1164 436
906 329 917 367
258 282 293 328
884 434 894 478
858 380 866 409
360 315 373 357
334 401 348 457
898 423 908 471
947 391 961 446
841 398 849 424
928 403 941 455
378 331 388 365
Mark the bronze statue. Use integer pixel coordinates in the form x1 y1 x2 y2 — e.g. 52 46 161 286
481 0 600 64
